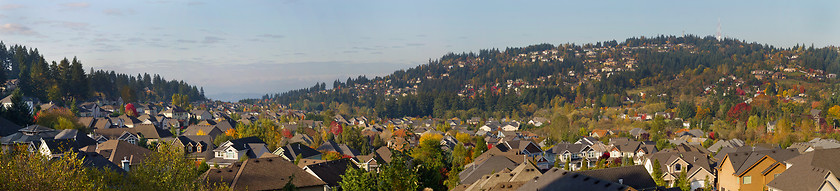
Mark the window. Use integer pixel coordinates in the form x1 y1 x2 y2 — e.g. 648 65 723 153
675 164 682 172
226 151 236 159
743 176 752 184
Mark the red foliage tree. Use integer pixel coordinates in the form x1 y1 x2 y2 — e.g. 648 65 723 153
727 103 751 122
124 103 137 117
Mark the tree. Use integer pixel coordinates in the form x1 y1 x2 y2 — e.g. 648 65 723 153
339 164 375 191
652 159 665 186
172 93 190 109
4 89 32 126
127 143 201 190
676 169 690 191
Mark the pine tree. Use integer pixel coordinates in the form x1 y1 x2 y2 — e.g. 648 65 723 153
652 159 665 186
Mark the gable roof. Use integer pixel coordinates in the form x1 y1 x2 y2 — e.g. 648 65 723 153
205 157 327 191
720 148 800 176
459 155 518 184
766 148 840 191
132 124 173 139
317 140 360 158
81 140 152 167
0 117 23 137
576 165 658 190
304 158 357 187
516 168 637 191
278 142 321 160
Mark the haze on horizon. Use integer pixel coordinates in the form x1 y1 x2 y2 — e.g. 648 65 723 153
0 0 837 102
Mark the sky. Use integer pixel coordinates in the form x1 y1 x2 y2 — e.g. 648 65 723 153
0 0 838 101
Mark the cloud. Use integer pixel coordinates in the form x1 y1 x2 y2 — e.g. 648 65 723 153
56 21 89 31
61 2 90 9
177 39 197 43
0 23 43 36
202 36 224 44
103 9 135 16
1 4 24 10
257 34 285 39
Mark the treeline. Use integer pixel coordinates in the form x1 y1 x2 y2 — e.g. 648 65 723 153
0 42 205 105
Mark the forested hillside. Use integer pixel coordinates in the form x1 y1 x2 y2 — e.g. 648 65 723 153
253 35 840 120
0 42 206 106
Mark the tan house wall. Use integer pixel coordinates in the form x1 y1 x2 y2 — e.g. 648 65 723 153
718 157 740 191
739 157 778 191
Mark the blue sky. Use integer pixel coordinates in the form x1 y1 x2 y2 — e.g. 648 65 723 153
1 0 838 101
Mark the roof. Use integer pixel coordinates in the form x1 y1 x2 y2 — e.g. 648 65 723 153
81 140 152 167
576 165 658 190
304 158 357 187
516 168 637 191
721 148 800 176
132 124 173 139
205 157 327 191
226 137 266 151
279 142 321 160
0 117 22 136
459 155 518 184
766 148 840 191
41 138 78 154
54 129 98 148
317 140 360 157
183 125 221 137
375 147 393 163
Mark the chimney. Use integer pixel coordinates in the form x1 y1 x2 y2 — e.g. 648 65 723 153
618 178 624 185
121 156 130 172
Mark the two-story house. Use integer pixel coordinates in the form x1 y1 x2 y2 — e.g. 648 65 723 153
643 147 715 190
717 148 800 191
547 143 596 170
209 137 270 167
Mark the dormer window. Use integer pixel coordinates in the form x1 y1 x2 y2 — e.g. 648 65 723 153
675 164 682 172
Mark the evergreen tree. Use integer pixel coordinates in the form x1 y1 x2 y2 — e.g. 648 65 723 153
4 89 32 126
652 159 665 186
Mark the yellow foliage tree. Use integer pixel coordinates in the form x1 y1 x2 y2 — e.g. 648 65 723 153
828 105 840 120
224 128 236 137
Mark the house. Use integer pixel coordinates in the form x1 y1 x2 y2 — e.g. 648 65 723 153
209 137 270 167
628 128 649 139
302 158 358 189
115 115 142 128
171 135 215 161
495 140 543 158
0 117 22 137
203 157 328 191
79 140 152 171
39 103 58 112
716 148 800 191
643 148 715 190
288 133 315 146
459 154 521 185
0 125 58 152
766 148 840 191
191 110 212 120
547 143 596 170
707 139 746 153
317 140 361 158
518 166 658 191
609 138 643 158
590 129 613 138
92 128 141 145
183 125 223 138
461 161 542 191
78 102 104 118
39 138 78 158
273 142 322 161
528 117 549 127
787 138 840 153
0 93 39 115
160 107 189 121
92 117 115 129
131 124 174 144
353 147 393 172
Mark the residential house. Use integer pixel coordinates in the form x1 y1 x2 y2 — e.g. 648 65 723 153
590 129 613 138
0 94 39 115
0 117 22 137
0 125 59 151
461 161 542 191
209 137 270 167
547 143 596 170
528 117 549 127
707 139 746 153
353 147 393 172
160 107 189 121
80 140 152 172
131 124 174 144
517 166 658 191
203 157 328 191
766 148 840 191
273 142 322 161
716 148 800 191
317 140 361 158
183 125 223 138
191 110 212 121
171 135 215 161
39 138 78 158
302 158 358 189
643 147 715 190
92 128 141 145
787 138 840 153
